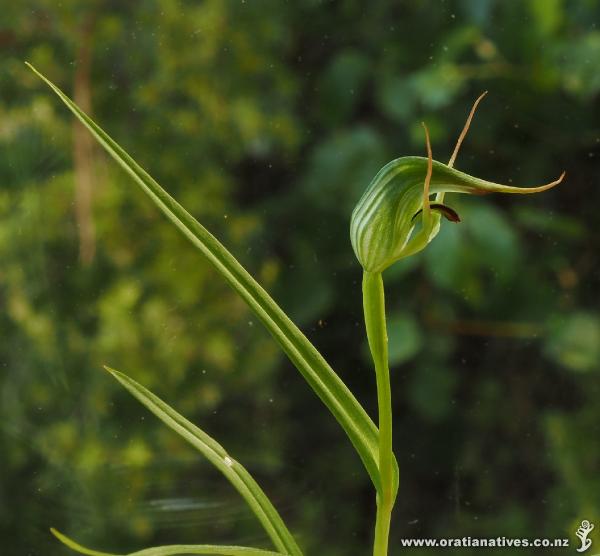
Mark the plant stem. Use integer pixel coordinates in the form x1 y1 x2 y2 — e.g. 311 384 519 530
362 270 395 556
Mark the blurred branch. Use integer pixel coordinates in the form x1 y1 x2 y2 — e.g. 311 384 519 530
0 30 16 47
73 13 96 266
424 312 543 338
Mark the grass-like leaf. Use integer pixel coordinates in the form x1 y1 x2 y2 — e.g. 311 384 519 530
26 62 395 496
103 366 301 556
51 528 284 556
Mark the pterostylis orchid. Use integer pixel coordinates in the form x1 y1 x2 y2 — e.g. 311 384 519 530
26 61 564 556
353 92 564 556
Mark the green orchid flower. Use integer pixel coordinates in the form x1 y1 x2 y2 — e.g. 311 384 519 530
354 93 565 556
350 92 565 273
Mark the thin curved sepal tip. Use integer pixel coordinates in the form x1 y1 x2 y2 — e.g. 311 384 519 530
528 170 566 193
448 91 488 169
475 170 566 196
421 122 433 218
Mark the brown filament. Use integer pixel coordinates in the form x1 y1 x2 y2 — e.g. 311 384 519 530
421 122 433 218
448 91 488 169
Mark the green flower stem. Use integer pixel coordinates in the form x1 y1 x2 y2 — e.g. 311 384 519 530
362 271 395 556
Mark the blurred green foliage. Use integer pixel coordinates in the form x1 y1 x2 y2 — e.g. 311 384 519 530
1 1 599 555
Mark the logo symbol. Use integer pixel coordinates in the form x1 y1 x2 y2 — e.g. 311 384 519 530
576 520 594 553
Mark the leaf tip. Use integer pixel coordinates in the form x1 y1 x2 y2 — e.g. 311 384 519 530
49 528 116 556
49 528 71 547
103 365 119 377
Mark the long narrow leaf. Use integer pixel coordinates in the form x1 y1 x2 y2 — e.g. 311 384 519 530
51 528 284 556
104 367 301 556
26 63 396 495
